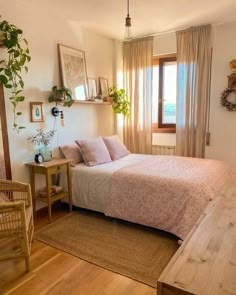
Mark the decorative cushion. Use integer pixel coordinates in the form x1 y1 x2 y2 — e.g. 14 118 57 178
75 137 112 167
102 135 129 161
60 143 83 167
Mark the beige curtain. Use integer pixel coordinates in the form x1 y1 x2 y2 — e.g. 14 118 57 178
176 25 212 158
123 37 153 154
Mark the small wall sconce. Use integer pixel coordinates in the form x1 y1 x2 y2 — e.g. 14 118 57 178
51 107 64 127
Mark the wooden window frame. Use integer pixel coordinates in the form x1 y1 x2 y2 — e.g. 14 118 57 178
152 55 177 133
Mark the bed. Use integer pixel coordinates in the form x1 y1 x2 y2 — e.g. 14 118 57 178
66 154 235 240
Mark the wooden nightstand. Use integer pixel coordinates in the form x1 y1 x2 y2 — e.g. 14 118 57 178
26 158 72 223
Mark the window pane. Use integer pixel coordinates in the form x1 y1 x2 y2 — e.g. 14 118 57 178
162 61 176 124
152 65 159 123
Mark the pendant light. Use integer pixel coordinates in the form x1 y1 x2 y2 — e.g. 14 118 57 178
124 0 132 40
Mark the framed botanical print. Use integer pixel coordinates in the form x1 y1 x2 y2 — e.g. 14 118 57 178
58 44 88 101
88 78 97 98
30 102 44 122
99 77 109 97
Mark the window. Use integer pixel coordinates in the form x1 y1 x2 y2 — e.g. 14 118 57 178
152 55 177 133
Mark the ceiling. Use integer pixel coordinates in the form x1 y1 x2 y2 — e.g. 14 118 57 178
45 0 236 39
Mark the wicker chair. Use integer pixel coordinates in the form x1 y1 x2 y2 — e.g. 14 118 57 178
0 179 34 272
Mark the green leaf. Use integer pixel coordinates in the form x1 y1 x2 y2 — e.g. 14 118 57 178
48 95 55 103
16 29 23 34
0 75 8 85
19 80 24 88
14 51 20 58
8 49 15 54
16 96 25 102
5 84 12 88
16 112 22 115
23 38 28 45
4 69 12 77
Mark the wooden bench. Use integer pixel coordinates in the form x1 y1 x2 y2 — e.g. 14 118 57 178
158 184 236 295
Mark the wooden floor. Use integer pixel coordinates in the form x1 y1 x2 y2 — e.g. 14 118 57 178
0 206 156 295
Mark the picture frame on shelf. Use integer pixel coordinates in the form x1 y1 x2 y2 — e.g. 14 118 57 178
58 44 88 101
88 78 97 98
99 77 109 98
30 102 44 122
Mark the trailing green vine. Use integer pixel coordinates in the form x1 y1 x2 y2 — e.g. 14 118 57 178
109 86 130 116
0 17 31 132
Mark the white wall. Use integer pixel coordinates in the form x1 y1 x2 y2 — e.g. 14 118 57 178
153 32 176 56
206 22 236 168
0 0 115 182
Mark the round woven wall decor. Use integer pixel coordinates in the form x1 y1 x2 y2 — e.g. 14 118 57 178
221 88 236 111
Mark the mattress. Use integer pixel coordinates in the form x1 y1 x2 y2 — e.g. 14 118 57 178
69 154 152 212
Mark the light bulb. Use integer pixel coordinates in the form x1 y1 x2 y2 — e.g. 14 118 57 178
124 15 132 40
60 111 64 127
124 26 132 40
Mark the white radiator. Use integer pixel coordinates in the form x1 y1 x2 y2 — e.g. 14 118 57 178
152 145 176 156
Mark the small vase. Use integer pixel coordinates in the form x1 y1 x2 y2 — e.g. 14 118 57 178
39 145 52 162
34 145 52 162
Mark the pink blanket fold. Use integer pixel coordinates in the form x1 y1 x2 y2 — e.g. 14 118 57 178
105 156 235 239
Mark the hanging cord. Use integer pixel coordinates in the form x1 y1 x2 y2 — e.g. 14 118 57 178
127 0 130 16
53 115 59 151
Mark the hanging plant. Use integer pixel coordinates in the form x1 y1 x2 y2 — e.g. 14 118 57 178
0 17 31 132
48 85 74 107
109 86 130 116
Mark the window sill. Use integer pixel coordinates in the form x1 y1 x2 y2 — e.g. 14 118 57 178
152 124 176 134
152 128 176 134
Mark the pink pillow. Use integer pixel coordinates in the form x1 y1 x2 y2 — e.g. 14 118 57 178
102 135 129 161
75 137 111 167
60 143 83 167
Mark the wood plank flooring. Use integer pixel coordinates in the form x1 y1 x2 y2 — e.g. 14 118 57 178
0 206 156 295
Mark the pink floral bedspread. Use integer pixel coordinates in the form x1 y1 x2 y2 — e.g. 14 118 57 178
105 156 236 239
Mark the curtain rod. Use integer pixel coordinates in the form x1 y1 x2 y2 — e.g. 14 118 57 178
120 20 232 42
120 27 188 42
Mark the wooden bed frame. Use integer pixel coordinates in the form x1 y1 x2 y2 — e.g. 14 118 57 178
158 184 236 295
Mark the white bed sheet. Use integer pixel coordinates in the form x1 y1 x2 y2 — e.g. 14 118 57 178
70 154 151 212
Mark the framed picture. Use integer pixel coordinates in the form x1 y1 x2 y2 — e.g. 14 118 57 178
99 77 109 97
88 78 97 98
30 102 44 122
58 44 88 101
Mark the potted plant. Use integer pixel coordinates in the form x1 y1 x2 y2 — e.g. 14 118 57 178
48 85 74 107
109 86 130 116
27 129 55 162
0 18 31 132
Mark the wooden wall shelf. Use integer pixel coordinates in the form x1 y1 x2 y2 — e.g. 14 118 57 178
75 101 112 105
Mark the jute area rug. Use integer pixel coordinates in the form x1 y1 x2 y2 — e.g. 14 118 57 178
35 210 178 288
